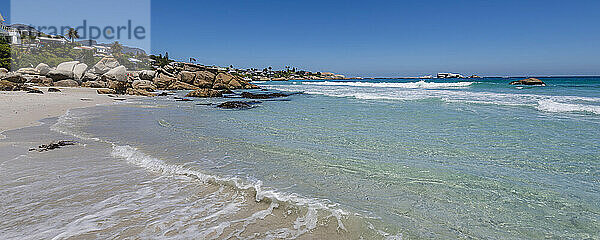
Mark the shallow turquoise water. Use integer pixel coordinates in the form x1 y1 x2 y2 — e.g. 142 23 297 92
63 77 600 238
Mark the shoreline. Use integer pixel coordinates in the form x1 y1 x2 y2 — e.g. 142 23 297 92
0 92 397 239
0 87 138 139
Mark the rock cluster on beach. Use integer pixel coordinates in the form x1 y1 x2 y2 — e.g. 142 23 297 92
0 59 260 97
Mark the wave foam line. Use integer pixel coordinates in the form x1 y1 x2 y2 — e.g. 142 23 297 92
303 80 476 88
111 144 356 238
536 100 600 115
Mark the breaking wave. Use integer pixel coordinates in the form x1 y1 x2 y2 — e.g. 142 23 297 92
536 99 600 115
266 82 600 116
303 80 476 89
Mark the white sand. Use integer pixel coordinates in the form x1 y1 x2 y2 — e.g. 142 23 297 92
0 87 128 135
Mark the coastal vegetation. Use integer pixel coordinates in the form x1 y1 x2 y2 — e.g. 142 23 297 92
0 36 10 69
149 52 174 68
66 28 79 43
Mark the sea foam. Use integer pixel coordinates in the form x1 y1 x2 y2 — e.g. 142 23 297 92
303 80 476 89
536 99 600 115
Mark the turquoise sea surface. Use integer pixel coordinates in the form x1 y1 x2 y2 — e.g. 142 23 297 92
56 77 600 238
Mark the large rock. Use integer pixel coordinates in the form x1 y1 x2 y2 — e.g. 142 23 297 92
168 81 199 90
54 79 79 87
92 57 120 74
108 80 128 94
214 73 234 85
228 78 243 89
81 72 99 82
0 80 21 91
82 81 107 88
153 73 176 89
193 80 212 88
47 70 74 81
196 71 216 81
0 68 8 74
183 63 205 72
132 80 157 92
163 64 176 74
193 71 215 88
17 68 40 75
35 63 51 75
102 66 127 82
178 71 196 84
509 78 546 86
212 83 228 90
56 61 79 72
73 63 88 80
28 76 53 86
185 88 223 98
126 88 156 97
157 67 176 78
139 70 156 80
1 72 26 83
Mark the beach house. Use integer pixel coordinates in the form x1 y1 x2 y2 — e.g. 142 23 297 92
0 12 22 44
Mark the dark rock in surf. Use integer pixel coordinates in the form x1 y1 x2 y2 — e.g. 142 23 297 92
29 140 77 152
509 78 546 86
241 91 290 99
216 100 261 109
174 97 194 101
25 87 44 94
97 89 117 95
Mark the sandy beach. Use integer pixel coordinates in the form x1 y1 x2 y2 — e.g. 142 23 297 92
0 88 120 138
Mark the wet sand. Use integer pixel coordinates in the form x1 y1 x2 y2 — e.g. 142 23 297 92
0 88 118 138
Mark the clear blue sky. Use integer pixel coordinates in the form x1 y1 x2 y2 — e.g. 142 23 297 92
3 0 600 76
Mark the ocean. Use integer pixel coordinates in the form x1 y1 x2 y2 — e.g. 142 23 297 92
2 77 599 239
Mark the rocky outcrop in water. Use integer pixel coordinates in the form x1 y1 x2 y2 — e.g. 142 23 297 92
217 101 253 109
510 78 546 86
240 92 290 99
216 101 262 109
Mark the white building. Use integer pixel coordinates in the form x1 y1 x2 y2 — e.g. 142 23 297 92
437 73 464 79
92 45 110 54
37 36 67 45
0 12 22 44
